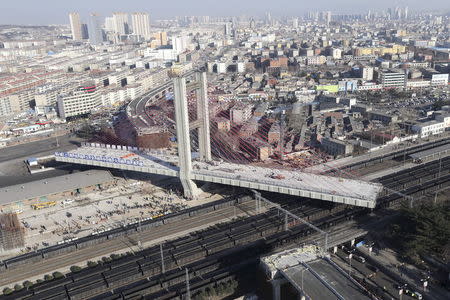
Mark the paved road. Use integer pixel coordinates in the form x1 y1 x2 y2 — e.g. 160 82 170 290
333 248 414 300
0 134 88 187
0 199 259 288
0 134 82 163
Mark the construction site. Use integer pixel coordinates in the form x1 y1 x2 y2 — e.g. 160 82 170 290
0 213 25 252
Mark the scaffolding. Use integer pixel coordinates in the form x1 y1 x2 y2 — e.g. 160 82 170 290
0 213 25 252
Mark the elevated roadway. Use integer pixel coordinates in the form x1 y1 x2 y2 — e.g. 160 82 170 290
126 70 196 132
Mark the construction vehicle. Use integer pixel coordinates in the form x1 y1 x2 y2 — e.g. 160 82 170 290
31 201 57 210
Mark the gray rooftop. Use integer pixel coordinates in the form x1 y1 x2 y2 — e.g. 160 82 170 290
410 143 450 160
0 170 114 205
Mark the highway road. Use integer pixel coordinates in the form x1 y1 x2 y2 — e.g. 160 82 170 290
0 199 259 288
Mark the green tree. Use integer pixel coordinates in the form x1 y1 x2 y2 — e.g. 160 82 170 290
387 203 450 262
110 254 120 260
23 281 33 289
70 265 82 273
2 288 13 295
13 284 23 291
52 271 64 279
44 274 54 281
87 261 98 268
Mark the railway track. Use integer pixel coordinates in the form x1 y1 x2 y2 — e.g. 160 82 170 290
2 159 449 300
325 138 449 175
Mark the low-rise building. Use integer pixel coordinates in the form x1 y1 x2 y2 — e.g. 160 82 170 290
321 137 353 157
230 103 253 125
412 120 446 138
379 69 406 88
57 84 101 119
369 110 398 125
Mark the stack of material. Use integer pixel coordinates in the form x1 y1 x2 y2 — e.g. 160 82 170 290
0 213 25 252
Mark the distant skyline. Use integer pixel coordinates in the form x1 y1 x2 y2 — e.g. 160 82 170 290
1 0 449 25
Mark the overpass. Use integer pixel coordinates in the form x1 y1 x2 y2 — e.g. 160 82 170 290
56 70 382 208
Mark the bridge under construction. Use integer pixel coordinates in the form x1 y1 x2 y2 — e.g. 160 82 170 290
55 70 382 208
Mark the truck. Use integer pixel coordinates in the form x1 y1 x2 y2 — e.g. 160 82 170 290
31 201 56 210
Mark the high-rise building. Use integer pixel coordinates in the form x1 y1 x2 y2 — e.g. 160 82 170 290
265 12 272 25
292 18 299 29
81 24 89 39
326 11 332 25
172 36 190 54
131 12 151 39
69 13 83 40
88 13 104 45
249 18 255 29
224 22 232 36
104 17 115 32
112 12 129 35
153 32 168 46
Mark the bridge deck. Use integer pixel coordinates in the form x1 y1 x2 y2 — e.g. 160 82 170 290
55 145 382 208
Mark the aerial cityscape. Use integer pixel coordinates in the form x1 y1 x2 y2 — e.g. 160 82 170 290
0 1 449 299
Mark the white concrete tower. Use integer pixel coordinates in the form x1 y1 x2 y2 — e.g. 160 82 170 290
173 76 200 198
196 72 212 161
69 13 83 40
112 12 129 35
131 12 151 40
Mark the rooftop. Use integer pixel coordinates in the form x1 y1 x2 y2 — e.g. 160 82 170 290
410 143 450 160
0 170 114 205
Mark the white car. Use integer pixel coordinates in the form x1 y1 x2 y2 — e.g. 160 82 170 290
63 199 74 205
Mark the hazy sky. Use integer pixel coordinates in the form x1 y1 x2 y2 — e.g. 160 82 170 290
1 0 449 25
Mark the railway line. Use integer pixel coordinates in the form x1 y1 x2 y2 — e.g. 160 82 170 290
1 158 448 300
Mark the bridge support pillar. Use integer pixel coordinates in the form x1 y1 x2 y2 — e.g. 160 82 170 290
173 76 200 199
271 279 282 300
196 72 212 161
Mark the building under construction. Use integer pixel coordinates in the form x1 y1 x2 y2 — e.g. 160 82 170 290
0 213 25 252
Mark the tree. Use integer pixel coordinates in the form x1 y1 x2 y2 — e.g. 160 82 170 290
87 261 98 268
75 123 97 140
13 284 23 291
386 202 450 262
36 279 43 284
22 281 33 289
110 254 120 260
52 271 64 279
44 274 54 281
2 288 13 295
70 266 82 273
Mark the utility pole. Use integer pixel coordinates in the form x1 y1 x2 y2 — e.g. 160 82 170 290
284 212 288 231
435 152 442 204
160 244 165 273
185 268 191 300
348 254 352 277
279 110 286 160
